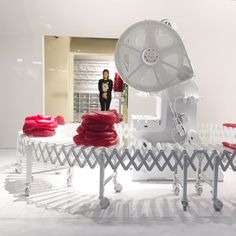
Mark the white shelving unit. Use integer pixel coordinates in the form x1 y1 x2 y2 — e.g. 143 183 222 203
74 92 100 121
73 54 115 121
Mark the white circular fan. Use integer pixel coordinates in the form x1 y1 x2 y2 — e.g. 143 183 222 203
115 20 194 92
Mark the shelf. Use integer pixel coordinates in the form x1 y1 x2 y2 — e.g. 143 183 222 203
73 58 112 121
73 91 100 121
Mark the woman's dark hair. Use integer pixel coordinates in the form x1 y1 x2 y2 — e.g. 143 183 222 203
103 69 109 74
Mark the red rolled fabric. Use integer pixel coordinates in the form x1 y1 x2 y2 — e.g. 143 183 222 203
77 125 116 137
23 114 58 137
23 120 37 131
84 133 117 142
25 115 54 122
24 129 56 137
223 123 236 128
73 110 120 147
222 141 236 150
55 115 65 125
83 122 113 132
76 125 86 134
114 72 124 92
85 128 116 137
108 109 122 123
23 124 55 132
24 120 57 129
73 134 119 147
77 122 113 133
82 111 117 125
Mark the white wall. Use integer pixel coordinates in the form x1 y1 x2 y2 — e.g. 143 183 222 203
1 0 236 148
0 34 43 148
44 36 71 122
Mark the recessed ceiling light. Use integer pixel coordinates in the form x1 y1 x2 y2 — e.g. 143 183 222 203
32 61 42 65
16 58 23 63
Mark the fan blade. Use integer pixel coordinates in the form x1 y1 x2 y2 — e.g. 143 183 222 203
119 42 142 53
144 23 158 48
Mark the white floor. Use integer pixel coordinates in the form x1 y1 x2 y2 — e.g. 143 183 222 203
1 149 236 235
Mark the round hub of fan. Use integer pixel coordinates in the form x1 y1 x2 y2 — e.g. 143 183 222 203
142 48 159 65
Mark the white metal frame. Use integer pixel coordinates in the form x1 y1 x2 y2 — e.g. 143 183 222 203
16 132 236 211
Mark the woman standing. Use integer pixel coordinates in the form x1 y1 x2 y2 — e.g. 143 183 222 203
98 69 113 111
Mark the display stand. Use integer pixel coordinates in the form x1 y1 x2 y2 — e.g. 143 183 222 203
17 128 236 212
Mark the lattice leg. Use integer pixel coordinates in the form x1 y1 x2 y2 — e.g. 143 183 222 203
182 155 188 211
25 144 33 197
113 170 123 193
67 167 74 187
15 134 23 174
173 166 180 196
15 153 23 174
54 165 62 175
212 155 223 211
99 152 110 209
195 154 203 196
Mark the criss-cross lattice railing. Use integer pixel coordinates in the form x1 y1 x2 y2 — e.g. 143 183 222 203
17 132 236 211
17 133 236 172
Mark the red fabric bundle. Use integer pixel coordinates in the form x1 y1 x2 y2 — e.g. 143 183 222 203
25 115 53 121
23 114 58 137
55 115 65 125
73 135 119 147
222 123 236 151
113 72 124 92
222 141 236 150
82 111 117 125
109 109 123 123
24 129 56 137
73 110 121 147
223 123 236 128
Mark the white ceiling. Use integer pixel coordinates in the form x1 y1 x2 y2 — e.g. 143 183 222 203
1 0 235 38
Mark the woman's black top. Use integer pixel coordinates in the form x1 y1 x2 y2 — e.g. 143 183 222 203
98 79 113 99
